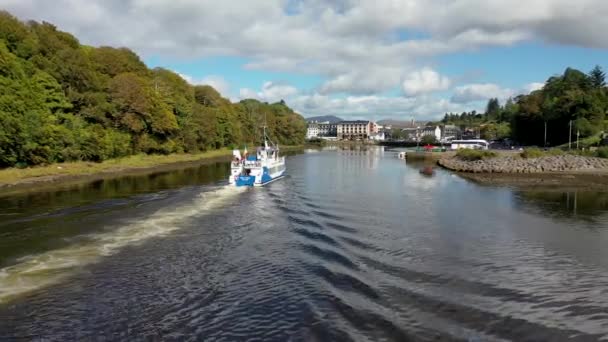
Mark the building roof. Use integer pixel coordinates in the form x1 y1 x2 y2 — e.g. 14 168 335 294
339 120 370 124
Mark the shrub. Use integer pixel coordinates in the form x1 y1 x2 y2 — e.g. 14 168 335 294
520 148 544 159
596 146 608 159
306 138 326 146
456 149 497 161
521 148 565 159
546 148 565 156
421 135 437 145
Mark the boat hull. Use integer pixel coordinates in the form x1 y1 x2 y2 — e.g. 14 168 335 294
254 173 285 187
230 163 286 187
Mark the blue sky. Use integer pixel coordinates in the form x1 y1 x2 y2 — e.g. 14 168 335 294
4 0 608 120
439 43 608 88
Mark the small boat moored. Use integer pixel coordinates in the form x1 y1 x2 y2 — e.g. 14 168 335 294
229 128 286 187
419 166 435 176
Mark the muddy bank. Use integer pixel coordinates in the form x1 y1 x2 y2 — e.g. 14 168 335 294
0 155 233 196
456 171 608 191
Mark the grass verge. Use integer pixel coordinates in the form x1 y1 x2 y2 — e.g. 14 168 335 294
0 145 306 187
520 147 564 159
455 149 498 161
0 149 233 185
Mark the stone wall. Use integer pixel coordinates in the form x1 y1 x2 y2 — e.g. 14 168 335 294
438 155 608 174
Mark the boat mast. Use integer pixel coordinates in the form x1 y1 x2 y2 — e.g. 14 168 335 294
262 113 269 150
260 113 278 156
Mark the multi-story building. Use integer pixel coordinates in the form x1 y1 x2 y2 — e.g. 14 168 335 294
441 125 460 141
418 124 462 142
337 120 372 140
306 123 320 139
402 127 421 142
422 126 442 142
307 121 338 139
318 123 337 137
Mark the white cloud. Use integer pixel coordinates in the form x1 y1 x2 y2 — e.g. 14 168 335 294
238 80 467 120
524 82 544 93
288 93 468 121
3 0 606 117
319 67 402 95
4 0 606 98
199 76 230 96
177 73 230 96
451 83 515 103
239 81 298 103
401 68 450 96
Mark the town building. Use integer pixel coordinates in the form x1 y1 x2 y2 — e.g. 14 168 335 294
441 125 460 142
306 121 338 139
306 123 320 139
422 126 442 142
418 125 462 142
337 120 372 140
369 131 386 141
307 119 383 140
401 127 421 142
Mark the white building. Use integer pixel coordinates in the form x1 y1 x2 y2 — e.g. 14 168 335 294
306 123 320 139
419 125 461 142
422 126 442 141
307 121 338 139
370 131 386 141
318 123 337 137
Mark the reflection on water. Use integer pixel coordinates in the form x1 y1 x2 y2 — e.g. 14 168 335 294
0 162 230 267
515 190 608 221
1 147 607 341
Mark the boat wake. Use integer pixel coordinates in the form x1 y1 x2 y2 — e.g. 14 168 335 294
0 185 245 304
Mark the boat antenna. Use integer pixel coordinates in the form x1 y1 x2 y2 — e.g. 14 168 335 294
263 113 269 150
261 113 278 150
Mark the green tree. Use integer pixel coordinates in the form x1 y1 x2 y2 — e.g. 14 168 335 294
0 10 308 167
421 135 437 145
589 65 606 88
485 98 501 120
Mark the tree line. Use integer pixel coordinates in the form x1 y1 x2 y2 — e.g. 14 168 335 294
441 66 608 146
0 11 306 168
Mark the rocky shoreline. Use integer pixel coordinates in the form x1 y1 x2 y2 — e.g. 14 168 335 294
438 154 608 174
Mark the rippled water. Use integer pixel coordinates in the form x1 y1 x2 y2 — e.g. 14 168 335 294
1 147 607 341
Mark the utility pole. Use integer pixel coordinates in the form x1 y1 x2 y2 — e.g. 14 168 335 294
544 121 547 147
569 120 572 150
576 130 580 150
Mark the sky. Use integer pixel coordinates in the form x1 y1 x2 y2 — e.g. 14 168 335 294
2 0 608 121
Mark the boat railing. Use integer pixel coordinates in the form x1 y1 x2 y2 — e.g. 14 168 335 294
244 161 262 167
232 160 262 167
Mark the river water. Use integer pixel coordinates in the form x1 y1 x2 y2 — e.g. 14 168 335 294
1 147 607 341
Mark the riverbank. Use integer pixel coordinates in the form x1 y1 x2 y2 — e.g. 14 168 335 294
457 172 608 191
0 146 309 195
0 150 233 195
438 154 608 173
438 153 608 190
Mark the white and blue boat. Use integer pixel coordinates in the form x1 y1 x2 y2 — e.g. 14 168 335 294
229 128 286 187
